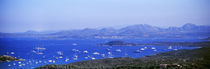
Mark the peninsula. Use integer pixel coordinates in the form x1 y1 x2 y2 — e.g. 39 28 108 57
0 55 24 62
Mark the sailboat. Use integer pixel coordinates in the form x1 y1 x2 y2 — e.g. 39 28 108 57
168 46 172 49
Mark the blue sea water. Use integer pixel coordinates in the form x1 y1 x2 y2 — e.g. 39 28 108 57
0 38 202 69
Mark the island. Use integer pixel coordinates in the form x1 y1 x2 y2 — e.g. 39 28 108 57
0 55 24 62
98 40 136 46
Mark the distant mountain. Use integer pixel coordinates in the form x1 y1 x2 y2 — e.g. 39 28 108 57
0 23 210 39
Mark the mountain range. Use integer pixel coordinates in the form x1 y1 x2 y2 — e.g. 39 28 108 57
0 23 210 39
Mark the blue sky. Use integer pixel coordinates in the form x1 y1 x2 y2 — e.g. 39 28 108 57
0 0 210 33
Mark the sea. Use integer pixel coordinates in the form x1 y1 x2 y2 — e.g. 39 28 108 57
0 38 203 69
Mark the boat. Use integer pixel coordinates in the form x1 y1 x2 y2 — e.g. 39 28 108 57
72 49 80 52
8 64 11 66
140 48 145 50
107 52 111 55
84 57 88 59
93 52 100 55
35 47 46 50
83 50 88 54
32 47 46 55
168 46 172 49
153 49 157 51
91 57 96 60
52 60 55 63
106 48 110 51
72 43 78 46
115 49 121 52
108 57 114 58
144 47 147 49
11 52 15 54
73 55 78 60
134 50 141 53
65 58 69 62
48 60 52 62
101 54 105 57
57 51 63 56
32 50 44 55
151 47 156 49
59 56 63 59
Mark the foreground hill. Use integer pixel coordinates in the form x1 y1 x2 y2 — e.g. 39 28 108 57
37 42 210 69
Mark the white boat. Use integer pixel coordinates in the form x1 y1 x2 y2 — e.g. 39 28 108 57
52 60 55 63
153 49 157 51
106 48 110 51
151 47 156 49
65 58 69 62
57 51 63 56
72 43 78 46
135 50 141 53
108 57 114 58
115 49 121 52
32 50 44 55
84 57 89 59
22 63 25 66
140 48 145 50
35 61 38 64
35 47 46 50
59 56 63 59
108 52 111 55
93 52 100 55
83 50 88 54
11 52 15 54
168 46 172 49
101 54 105 57
72 49 80 52
39 60 42 63
73 55 78 58
18 62 21 64
32 47 46 55
48 60 52 62
73 55 78 60
91 57 96 60
144 47 147 49
8 64 11 66
174 49 178 51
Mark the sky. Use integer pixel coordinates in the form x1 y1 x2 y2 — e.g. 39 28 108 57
0 0 210 33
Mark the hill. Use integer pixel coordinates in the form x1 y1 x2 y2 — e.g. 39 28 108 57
1 23 210 39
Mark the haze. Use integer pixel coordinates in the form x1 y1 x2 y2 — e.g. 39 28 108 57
0 0 210 33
